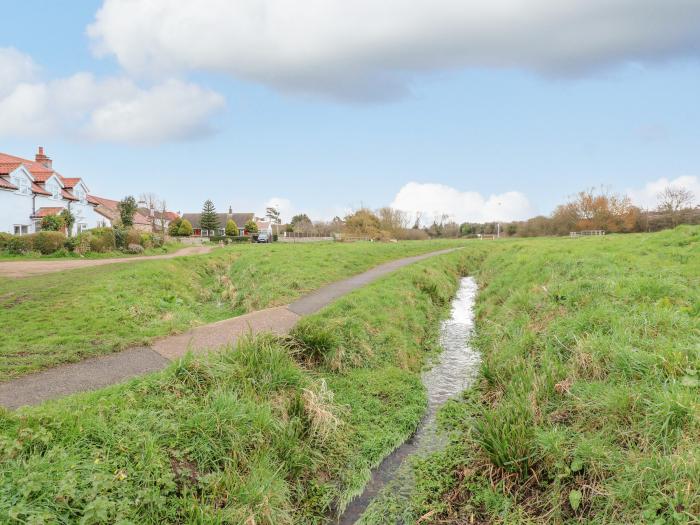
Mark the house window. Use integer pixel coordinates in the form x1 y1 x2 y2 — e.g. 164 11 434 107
13 176 30 195
219 228 226 236
13 225 29 236
74 187 87 204
47 180 61 199
193 228 202 236
76 223 88 234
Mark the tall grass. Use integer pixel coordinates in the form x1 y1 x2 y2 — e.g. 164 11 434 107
0 247 489 523
409 226 700 524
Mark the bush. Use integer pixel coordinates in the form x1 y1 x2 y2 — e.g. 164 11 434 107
32 231 67 254
40 214 65 232
140 233 154 249
178 219 193 237
63 236 78 252
151 234 164 248
168 217 183 236
228 235 251 243
0 232 12 250
126 228 142 246
225 219 238 236
6 236 33 254
272 234 278 242
74 233 92 255
209 235 229 244
112 226 127 249
126 243 145 254
88 227 116 253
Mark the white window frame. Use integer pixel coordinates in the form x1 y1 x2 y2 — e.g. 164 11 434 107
76 223 89 234
13 224 30 236
13 176 30 195
47 180 61 200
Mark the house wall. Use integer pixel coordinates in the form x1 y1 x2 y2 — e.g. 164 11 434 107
0 189 35 234
71 201 106 233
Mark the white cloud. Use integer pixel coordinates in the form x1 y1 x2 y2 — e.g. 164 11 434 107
0 47 38 97
88 0 700 100
0 48 225 143
627 176 700 209
390 182 535 223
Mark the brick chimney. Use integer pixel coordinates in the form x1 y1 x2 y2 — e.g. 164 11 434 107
35 146 52 169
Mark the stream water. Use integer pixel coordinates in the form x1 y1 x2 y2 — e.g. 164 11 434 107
338 277 480 524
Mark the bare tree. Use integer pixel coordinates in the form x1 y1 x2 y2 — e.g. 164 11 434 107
657 186 695 227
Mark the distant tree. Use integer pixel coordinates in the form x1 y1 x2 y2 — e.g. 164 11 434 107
290 213 313 232
244 219 259 234
178 219 193 237
59 208 75 236
657 186 695 227
41 214 64 232
225 219 239 236
118 196 138 227
344 209 381 238
168 217 183 236
200 200 219 234
265 206 281 236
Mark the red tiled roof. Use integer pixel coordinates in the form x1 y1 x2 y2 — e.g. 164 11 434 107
61 189 79 201
33 207 64 218
31 183 51 196
89 195 120 208
0 177 19 190
61 177 82 188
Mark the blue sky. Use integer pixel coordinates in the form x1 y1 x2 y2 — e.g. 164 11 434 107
1 1 699 222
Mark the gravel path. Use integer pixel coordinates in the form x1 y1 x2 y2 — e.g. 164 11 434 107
0 247 458 409
0 245 213 278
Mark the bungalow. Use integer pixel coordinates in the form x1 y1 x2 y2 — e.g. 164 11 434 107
0 147 105 235
182 211 254 237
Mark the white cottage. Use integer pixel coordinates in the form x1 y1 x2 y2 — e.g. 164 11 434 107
0 147 106 235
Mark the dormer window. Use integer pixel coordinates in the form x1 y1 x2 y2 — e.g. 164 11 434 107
47 180 61 199
12 176 30 195
74 187 87 204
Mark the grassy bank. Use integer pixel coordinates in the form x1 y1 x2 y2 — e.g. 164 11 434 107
0 247 487 523
405 227 700 523
0 242 183 261
0 240 464 380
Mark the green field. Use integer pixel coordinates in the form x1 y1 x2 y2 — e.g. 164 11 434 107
0 247 483 523
0 240 463 379
1 228 698 524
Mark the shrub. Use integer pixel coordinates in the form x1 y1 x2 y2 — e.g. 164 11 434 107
151 234 164 248
225 219 239 236
140 233 154 249
74 233 92 255
89 227 116 253
126 228 142 246
33 231 67 254
228 235 251 243
6 235 33 254
244 219 259 234
0 232 12 250
209 235 229 244
40 214 65 232
63 236 78 252
126 243 145 254
168 217 183 236
112 226 127 249
178 219 193 237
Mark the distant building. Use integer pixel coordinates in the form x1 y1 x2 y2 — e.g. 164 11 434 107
0 147 104 235
182 211 254 237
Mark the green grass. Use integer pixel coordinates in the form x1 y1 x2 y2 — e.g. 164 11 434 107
0 247 486 524
404 226 700 524
0 240 464 380
0 242 184 261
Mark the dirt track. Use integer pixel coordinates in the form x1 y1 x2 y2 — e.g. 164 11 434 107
0 245 212 278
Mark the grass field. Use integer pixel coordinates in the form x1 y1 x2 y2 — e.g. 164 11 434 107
0 247 486 524
1 229 697 524
405 226 700 524
0 240 464 380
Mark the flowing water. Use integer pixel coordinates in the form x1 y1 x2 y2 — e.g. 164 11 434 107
338 277 480 524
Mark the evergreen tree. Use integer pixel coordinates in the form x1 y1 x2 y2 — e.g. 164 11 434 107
200 200 219 234
225 219 238 236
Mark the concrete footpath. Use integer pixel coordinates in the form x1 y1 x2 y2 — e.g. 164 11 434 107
0 248 458 409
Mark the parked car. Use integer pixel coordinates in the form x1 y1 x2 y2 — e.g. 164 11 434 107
257 232 270 243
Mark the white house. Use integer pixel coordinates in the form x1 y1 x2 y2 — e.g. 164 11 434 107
0 147 107 235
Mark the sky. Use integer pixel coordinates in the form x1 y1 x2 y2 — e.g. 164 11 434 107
1 0 699 224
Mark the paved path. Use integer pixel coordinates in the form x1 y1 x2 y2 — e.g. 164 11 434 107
0 248 458 409
0 245 213 278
